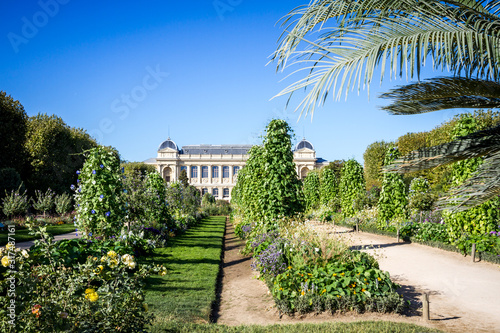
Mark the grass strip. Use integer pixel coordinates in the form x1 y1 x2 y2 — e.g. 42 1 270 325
157 320 442 332
0 223 76 246
142 216 226 330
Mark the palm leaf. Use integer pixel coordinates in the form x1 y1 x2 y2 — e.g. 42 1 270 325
272 0 500 118
435 149 500 211
380 77 500 114
384 124 500 173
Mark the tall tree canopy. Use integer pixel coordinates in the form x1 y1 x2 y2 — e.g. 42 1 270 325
274 0 500 211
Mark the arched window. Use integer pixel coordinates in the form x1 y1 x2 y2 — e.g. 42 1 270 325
223 188 229 198
222 166 229 178
233 166 240 176
212 188 219 197
201 166 208 178
163 167 171 182
202 188 208 196
212 166 219 178
191 166 198 178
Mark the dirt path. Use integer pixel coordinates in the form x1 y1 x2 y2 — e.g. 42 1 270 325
216 220 500 332
16 231 81 250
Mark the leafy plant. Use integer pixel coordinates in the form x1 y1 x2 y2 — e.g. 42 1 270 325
54 192 73 216
340 159 365 217
378 147 407 227
1 186 29 218
303 170 321 211
320 168 338 209
73 146 126 239
32 188 55 218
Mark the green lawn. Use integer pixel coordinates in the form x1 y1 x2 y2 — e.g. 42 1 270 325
0 223 76 246
142 216 226 330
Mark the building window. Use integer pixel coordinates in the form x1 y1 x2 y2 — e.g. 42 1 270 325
212 188 219 197
223 188 229 198
191 166 198 178
212 166 219 178
202 188 208 196
233 166 240 176
202 166 208 178
222 166 229 178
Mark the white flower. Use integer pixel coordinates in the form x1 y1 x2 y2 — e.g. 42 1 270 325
315 248 319 252
21 249 29 258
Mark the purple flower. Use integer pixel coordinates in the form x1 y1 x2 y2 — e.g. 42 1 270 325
70 184 75 190
100 164 104 168
76 170 80 174
91 209 96 214
106 211 111 217
92 170 96 174
100 194 104 199
77 179 80 183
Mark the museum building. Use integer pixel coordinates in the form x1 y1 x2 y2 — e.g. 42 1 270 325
145 138 328 201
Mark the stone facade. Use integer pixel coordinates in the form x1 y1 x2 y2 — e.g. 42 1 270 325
145 138 328 201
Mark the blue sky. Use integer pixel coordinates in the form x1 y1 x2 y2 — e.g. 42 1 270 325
1 1 466 164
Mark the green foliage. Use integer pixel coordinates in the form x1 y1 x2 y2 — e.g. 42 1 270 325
201 193 216 207
408 178 434 214
323 160 344 180
378 147 407 226
319 168 338 208
178 169 189 187
145 171 171 228
0 224 164 332
165 182 201 222
363 141 393 189
74 146 126 239
25 113 97 195
54 193 73 216
233 119 304 226
31 188 55 217
340 159 365 218
1 186 29 218
0 91 28 178
444 114 500 254
0 168 24 201
303 170 321 211
121 162 156 177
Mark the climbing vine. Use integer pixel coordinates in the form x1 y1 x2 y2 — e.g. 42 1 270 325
303 170 320 211
320 168 338 209
378 146 407 227
339 159 365 217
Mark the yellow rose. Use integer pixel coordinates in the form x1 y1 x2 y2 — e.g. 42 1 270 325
1 256 10 267
21 249 29 258
108 259 119 269
84 288 99 302
159 266 167 276
95 265 104 274
107 250 117 258
127 261 136 269
100 256 107 263
5 244 14 251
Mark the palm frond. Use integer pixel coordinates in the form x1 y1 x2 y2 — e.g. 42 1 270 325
384 124 500 173
435 149 500 211
272 0 500 118
380 77 500 114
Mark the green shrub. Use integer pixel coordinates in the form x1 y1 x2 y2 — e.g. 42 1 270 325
320 168 338 208
74 146 126 239
31 188 55 217
340 159 365 217
408 177 434 214
54 193 73 216
303 170 321 211
378 147 407 227
1 187 29 218
144 172 172 228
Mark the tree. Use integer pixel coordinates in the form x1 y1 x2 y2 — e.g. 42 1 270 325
178 169 189 187
363 141 393 189
274 0 500 211
319 168 338 208
0 91 28 177
25 114 97 195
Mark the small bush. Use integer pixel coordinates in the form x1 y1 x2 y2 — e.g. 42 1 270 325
54 192 73 216
1 186 29 218
31 188 55 217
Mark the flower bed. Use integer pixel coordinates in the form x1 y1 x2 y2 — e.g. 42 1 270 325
239 220 404 316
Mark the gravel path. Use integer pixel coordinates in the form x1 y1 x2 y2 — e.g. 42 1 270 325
15 231 81 250
311 222 500 333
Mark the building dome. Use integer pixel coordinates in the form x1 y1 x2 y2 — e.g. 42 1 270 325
158 138 178 151
295 138 314 151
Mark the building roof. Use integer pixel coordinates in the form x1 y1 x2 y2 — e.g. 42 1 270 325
158 138 178 151
181 144 253 155
295 138 315 151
